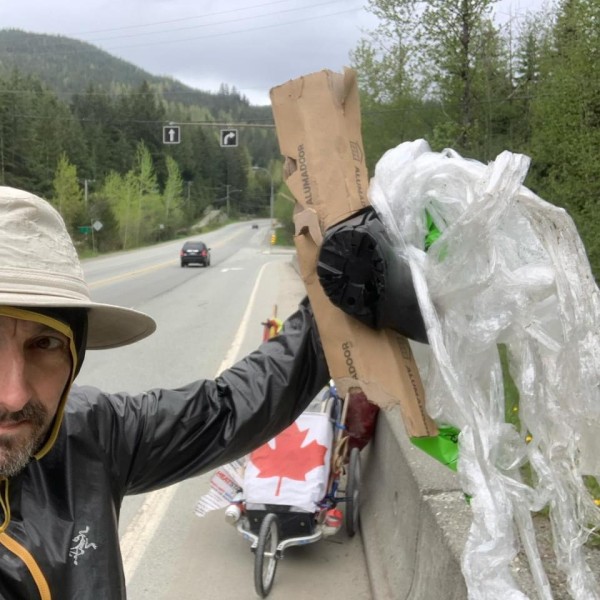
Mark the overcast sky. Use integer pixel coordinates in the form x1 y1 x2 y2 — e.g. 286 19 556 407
0 0 545 106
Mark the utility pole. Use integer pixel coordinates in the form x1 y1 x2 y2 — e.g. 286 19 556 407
84 179 95 208
82 178 96 253
252 165 274 253
0 133 4 185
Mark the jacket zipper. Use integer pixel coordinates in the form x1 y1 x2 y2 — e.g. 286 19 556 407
0 479 52 600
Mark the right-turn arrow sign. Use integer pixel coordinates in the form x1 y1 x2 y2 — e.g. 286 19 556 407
220 129 238 147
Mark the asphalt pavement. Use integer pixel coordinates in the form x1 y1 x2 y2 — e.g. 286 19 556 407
120 247 374 600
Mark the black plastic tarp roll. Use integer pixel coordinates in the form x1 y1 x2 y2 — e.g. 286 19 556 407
316 207 428 344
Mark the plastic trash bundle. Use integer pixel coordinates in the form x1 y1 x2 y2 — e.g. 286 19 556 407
368 140 600 599
194 459 245 518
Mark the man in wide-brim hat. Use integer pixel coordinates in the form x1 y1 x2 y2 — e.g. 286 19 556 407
0 186 328 599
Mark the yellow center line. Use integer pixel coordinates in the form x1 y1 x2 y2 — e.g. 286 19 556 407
89 259 178 289
87 227 248 289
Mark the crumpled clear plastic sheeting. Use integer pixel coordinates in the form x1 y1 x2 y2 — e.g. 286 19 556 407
369 140 600 600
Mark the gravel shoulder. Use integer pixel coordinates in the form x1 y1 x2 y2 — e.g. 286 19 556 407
512 514 600 599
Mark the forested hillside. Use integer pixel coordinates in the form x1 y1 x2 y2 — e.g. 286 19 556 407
0 0 599 281
0 28 274 116
0 28 279 252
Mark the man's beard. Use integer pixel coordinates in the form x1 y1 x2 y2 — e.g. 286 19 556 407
0 400 51 477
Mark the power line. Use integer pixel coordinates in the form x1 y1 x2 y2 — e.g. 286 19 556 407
0 87 585 124
0 4 365 66
81 0 352 44
69 0 302 35
101 7 363 51
0 112 277 127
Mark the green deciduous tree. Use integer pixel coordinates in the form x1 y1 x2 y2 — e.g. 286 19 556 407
52 153 84 236
352 0 600 278
418 0 512 156
353 0 513 166
130 141 161 246
162 155 184 236
101 171 132 249
351 1 435 171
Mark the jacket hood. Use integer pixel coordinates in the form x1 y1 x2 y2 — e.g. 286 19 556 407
0 306 80 462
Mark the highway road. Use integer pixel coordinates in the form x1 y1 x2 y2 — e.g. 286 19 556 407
76 222 372 599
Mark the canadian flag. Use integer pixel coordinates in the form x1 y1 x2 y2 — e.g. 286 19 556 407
244 412 333 512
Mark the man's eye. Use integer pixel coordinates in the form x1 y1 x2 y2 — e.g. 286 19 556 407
34 336 67 351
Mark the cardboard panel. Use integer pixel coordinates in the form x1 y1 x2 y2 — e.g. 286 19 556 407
270 68 437 437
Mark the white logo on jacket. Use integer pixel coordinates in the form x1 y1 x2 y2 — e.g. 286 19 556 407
69 526 97 565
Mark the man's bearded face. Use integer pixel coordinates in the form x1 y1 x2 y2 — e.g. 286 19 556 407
0 315 71 477
0 399 52 477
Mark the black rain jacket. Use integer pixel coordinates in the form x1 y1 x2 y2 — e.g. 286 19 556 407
0 301 328 599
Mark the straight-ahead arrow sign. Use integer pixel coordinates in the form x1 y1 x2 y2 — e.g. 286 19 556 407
163 125 181 144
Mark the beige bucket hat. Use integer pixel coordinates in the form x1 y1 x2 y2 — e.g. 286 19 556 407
0 186 156 349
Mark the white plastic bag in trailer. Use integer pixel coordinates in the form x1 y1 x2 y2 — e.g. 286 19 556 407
244 411 333 513
194 459 245 518
369 140 600 599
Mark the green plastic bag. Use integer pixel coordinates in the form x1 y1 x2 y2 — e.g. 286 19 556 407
410 425 460 471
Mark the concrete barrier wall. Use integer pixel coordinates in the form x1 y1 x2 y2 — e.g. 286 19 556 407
360 406 472 600
288 254 473 597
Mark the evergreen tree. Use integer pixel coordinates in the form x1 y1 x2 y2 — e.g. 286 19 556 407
528 0 600 275
71 84 120 179
508 15 548 153
118 81 166 181
0 70 82 195
221 146 250 217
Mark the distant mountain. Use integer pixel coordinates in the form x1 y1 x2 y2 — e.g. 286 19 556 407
0 27 280 216
0 28 272 118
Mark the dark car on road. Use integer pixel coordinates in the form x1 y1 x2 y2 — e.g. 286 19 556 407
180 241 211 267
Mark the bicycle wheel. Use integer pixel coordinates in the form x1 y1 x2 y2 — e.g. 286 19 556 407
254 513 279 598
345 447 361 537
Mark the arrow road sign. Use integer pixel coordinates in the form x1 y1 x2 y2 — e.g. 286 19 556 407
163 125 181 144
220 129 238 147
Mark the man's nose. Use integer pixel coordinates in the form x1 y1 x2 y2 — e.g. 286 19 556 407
0 346 31 413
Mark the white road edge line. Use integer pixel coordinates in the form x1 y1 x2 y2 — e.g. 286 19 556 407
121 260 272 584
215 261 271 374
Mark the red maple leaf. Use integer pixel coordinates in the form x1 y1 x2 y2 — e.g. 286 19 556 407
250 422 328 496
